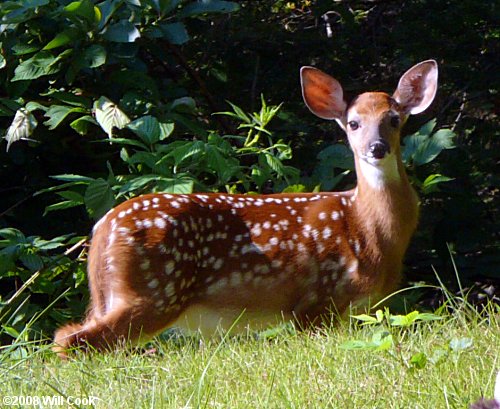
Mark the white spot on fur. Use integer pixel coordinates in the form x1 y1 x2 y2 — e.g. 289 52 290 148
154 217 166 229
148 278 159 289
165 282 175 298
141 259 150 270
322 227 332 239
213 258 224 270
165 260 175 275
251 223 262 237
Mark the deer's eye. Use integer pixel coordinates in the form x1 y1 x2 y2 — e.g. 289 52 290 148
390 116 400 128
348 121 359 130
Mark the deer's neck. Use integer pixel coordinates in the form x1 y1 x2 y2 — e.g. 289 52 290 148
353 152 419 263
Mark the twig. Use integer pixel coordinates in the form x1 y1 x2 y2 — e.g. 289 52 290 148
0 194 32 218
451 91 467 132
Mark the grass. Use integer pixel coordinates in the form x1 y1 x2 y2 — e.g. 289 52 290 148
1 302 499 409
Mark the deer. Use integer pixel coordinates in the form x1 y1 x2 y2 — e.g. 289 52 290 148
53 60 438 357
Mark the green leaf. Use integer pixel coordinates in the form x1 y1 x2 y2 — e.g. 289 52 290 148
82 44 107 68
339 340 372 350
410 352 427 369
51 174 95 183
70 115 97 135
5 108 38 151
418 118 437 136
171 96 196 113
432 128 456 149
317 144 354 170
264 153 284 175
411 312 442 322
127 115 161 144
64 0 98 24
412 129 455 166
389 311 420 327
3 326 20 339
96 0 122 30
178 0 240 18
205 144 238 183
126 151 159 169
20 253 43 271
350 313 379 324
159 122 174 140
84 178 115 219
169 140 205 166
402 133 427 163
40 90 91 108
371 331 393 350
0 228 26 243
32 236 70 250
281 184 307 193
94 96 130 138
156 177 194 194
160 22 189 45
422 174 453 194
43 200 82 215
403 123 456 167
43 28 81 50
103 20 141 43
11 43 40 56
56 190 85 203
218 101 251 123
43 105 86 130
117 175 159 196
0 98 22 116
12 50 71 81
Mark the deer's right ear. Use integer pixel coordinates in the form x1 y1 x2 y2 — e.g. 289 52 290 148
300 66 347 127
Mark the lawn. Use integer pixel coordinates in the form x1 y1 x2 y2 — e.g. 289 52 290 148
1 304 499 409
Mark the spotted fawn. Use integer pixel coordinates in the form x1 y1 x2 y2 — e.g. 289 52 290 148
54 60 438 357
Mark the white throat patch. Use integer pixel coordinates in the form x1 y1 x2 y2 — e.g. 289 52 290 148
358 153 400 190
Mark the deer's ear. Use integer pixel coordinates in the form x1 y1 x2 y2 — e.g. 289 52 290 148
393 60 438 115
300 66 347 121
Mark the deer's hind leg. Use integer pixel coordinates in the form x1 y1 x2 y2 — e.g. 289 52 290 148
53 299 180 358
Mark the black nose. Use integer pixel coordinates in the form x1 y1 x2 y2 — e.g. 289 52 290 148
369 140 390 159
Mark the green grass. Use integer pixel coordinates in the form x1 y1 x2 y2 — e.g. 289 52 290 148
1 305 499 409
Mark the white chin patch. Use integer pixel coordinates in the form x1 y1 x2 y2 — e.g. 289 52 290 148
358 153 400 189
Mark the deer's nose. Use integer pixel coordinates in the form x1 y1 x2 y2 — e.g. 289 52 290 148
368 140 390 159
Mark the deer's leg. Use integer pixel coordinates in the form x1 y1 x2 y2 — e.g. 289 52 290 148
53 302 179 358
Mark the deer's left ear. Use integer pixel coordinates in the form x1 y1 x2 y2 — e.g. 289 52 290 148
393 60 438 115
